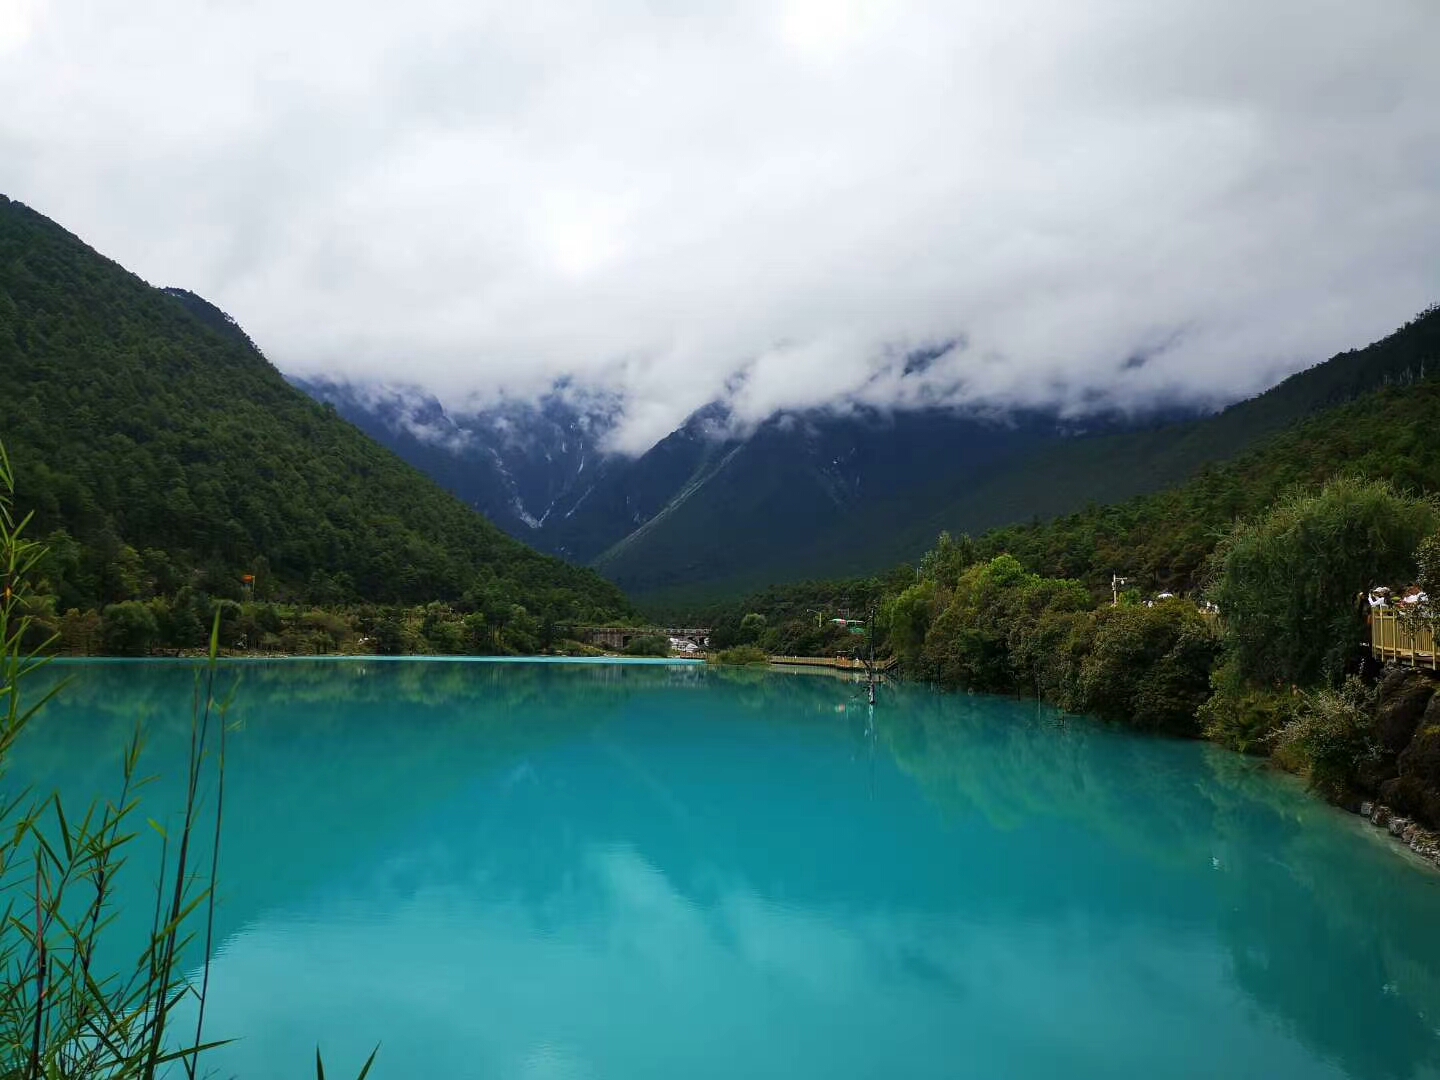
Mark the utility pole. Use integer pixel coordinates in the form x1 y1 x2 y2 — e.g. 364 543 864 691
867 640 877 706
865 603 877 708
1111 574 1128 607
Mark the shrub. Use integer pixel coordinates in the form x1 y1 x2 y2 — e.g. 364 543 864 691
1075 601 1220 734
1270 677 1381 800
100 599 159 656
710 645 769 666
556 639 606 657
1207 477 1438 687
1199 659 1299 754
882 579 936 665
624 634 671 657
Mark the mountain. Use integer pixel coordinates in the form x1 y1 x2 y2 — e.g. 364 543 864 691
580 405 1081 595
292 378 1166 586
290 376 619 543
871 307 1440 562
695 334 1440 645
971 342 1440 596
591 307 1440 606
297 306 1437 608
0 194 632 621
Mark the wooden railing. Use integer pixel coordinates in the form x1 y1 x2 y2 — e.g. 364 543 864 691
1371 610 1438 671
769 655 899 672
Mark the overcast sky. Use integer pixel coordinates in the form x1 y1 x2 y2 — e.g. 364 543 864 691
3 0 1438 452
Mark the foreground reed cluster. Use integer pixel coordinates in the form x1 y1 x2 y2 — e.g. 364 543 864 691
0 443 375 1078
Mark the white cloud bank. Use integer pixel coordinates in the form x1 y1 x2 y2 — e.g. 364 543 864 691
2 0 1438 451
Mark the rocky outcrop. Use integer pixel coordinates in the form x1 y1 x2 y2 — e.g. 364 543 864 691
1341 668 1440 870
1379 692 1440 829
1374 667 1436 754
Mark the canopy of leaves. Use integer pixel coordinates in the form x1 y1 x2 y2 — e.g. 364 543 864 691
622 634 670 657
1207 477 1438 687
904 553 1217 734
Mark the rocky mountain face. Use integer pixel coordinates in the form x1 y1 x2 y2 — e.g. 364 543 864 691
291 377 622 544
291 376 1120 590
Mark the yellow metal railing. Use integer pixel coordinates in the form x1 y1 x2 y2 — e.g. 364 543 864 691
1371 610 1439 671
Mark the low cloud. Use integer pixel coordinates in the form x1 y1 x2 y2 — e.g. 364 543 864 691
2 0 1437 452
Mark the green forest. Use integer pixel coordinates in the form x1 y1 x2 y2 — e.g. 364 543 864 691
0 195 633 652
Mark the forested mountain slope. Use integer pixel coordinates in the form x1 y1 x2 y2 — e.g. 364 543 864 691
588 406 1064 602
688 351 1440 633
290 377 1107 570
0 194 632 620
972 368 1440 596
622 306 1440 608
868 306 1440 567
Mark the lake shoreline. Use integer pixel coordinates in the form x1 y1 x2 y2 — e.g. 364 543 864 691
1354 800 1440 870
46 652 706 666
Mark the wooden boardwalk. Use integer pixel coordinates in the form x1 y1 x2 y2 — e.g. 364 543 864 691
770 655 899 672
1371 610 1438 671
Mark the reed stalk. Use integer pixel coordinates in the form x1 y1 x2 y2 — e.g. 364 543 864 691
0 440 378 1078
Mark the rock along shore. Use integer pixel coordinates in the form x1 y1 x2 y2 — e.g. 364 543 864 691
1356 800 1440 869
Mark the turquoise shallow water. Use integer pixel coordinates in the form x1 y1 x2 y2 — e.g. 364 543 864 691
9 658 1440 1079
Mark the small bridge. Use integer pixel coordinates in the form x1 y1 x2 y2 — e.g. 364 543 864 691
1371 610 1438 671
580 626 710 651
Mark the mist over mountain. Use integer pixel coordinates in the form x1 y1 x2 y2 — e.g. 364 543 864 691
6 3 1437 456
293 370 1204 587
295 306 1439 605
291 376 623 542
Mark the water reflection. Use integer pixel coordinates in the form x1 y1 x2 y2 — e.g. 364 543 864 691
11 660 1440 1079
882 688 1440 1079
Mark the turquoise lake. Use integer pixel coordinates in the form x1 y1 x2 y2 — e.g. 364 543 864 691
9 658 1440 1079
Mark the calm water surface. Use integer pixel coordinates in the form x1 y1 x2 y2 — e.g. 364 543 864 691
11 659 1440 1079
